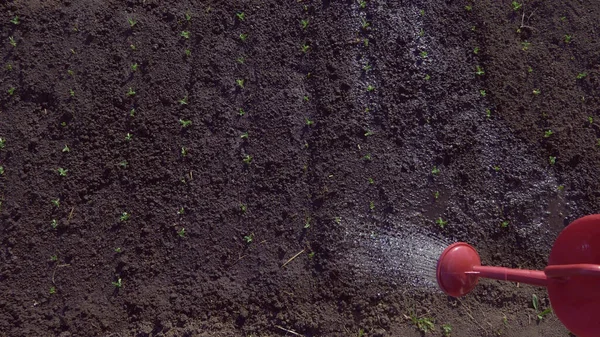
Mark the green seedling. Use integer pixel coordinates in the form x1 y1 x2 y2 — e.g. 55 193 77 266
303 95 309 102
115 247 122 253
239 33 248 42
131 63 139 71
533 88 541 95
10 16 20 25
501 221 509 228
177 207 185 215
564 34 572 43
527 66 533 73
129 108 136 117
185 49 191 57
588 116 593 125
465 5 472 11
544 130 553 138
434 191 440 199
177 228 186 238
120 212 130 221
486 108 492 118
511 1 522 11
49 287 57 294
493 165 501 172
6 64 13 71
240 131 249 139
127 87 136 97
8 87 15 96
128 18 137 28
420 51 428 58
57 168 68 176
240 204 247 213
300 19 309 29
442 324 452 336
362 153 372 161
420 9 425 16
51 199 60 207
178 96 188 105
364 130 374 136
308 252 315 259
61 122 67 127
112 278 122 288
475 65 485 76
119 160 128 168
359 0 367 8
522 41 530 51
125 133 133 141
185 11 192 22
0 166 4 175
368 177 374 184
181 147 188 157
51 219 58 229
431 166 440 176
305 117 314 126
480 89 487 97
577 72 587 79
557 185 565 191
410 314 435 333
130 44 136 50
366 84 375 92
369 201 375 210
301 44 310 53
424 74 431 81
236 79 245 88
243 233 253 243
69 89 75 97
50 255 58 261
363 38 369 47
436 217 448 228
473 47 480 54
549 156 556 165
334 217 342 224
238 108 246 116
181 31 190 39
237 56 245 64
361 17 370 29
67 69 74 76
179 119 192 128
243 155 253 164
236 12 245 21
9 36 16 47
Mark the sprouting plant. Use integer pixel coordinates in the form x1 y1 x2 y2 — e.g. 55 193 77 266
120 212 130 221
368 177 374 184
127 87 136 97
436 217 448 228
465 5 472 11
480 89 487 97
6 64 12 71
131 63 139 71
511 1 522 11
420 51 428 58
361 17 370 29
185 11 192 22
419 9 425 16
303 95 309 102
424 74 431 81
239 33 248 42
431 166 440 176
185 49 191 57
549 156 556 165
0 166 4 175
359 0 367 8
112 278 122 288
178 96 188 105
236 79 245 88
304 216 311 228
237 56 245 64
475 65 485 76
362 153 372 161
236 12 245 21
243 233 254 243
363 38 369 47
501 221 509 228
181 31 190 39
442 324 452 336
114 247 122 253
51 219 58 229
49 287 57 294
179 119 192 128
69 89 75 97
125 133 133 141
485 108 492 118
334 217 342 224
366 84 375 92
10 16 20 25
9 36 16 47
521 41 530 51
305 117 314 126
308 252 316 259
57 168 68 176
301 44 310 53
533 88 541 95
181 147 188 157
434 191 440 199
240 204 247 213
544 130 553 138
564 34 572 43
243 154 253 164
130 44 136 50
177 228 186 238
419 28 424 37
129 108 136 117
240 131 249 139
577 72 587 79
300 19 309 29
364 130 374 136
557 185 565 191
8 87 15 96
70 49 76 54
51 199 60 208
369 201 375 210
118 160 128 168
128 18 137 28
50 255 58 261
493 165 501 172
588 116 594 125
473 46 480 54
238 108 246 116
67 69 74 76
410 314 435 333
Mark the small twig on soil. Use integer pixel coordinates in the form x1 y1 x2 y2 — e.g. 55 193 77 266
281 248 306 268
275 325 305 337
51 264 71 284
68 207 75 222
519 9 536 31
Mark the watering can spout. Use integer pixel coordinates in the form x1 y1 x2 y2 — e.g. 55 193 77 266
470 266 548 287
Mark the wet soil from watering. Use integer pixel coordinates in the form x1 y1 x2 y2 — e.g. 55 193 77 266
1 0 599 336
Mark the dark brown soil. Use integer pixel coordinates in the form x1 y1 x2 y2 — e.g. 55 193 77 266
1 0 598 336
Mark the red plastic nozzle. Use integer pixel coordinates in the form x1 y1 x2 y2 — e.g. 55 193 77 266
436 242 481 297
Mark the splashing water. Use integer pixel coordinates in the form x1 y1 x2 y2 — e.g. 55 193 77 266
343 222 450 291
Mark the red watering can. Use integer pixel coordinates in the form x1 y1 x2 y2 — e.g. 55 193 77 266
436 214 600 337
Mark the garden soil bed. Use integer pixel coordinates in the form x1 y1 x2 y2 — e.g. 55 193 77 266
1 0 599 336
